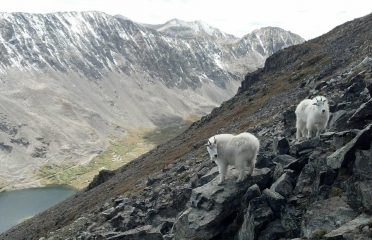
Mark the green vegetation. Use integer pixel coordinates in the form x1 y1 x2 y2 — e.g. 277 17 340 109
35 120 194 189
330 186 343 197
312 229 328 239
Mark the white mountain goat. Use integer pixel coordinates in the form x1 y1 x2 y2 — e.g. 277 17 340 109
295 96 330 140
206 132 260 184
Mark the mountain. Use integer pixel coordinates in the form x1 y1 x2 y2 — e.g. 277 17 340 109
146 18 237 40
1 12 370 239
0 11 304 190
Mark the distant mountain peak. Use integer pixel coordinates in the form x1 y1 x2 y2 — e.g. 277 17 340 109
150 18 236 40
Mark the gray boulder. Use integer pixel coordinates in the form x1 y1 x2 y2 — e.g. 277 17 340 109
173 168 271 240
237 196 274 240
270 172 294 197
324 214 372 239
301 197 358 238
327 124 372 169
107 225 163 240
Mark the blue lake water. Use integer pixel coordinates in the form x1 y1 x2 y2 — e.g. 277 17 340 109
0 185 76 233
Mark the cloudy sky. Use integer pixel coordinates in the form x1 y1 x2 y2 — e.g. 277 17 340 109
1 0 371 39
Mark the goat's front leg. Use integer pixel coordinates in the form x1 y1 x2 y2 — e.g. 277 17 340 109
217 162 227 185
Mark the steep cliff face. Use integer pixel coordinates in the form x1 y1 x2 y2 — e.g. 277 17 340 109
2 13 370 240
0 12 303 190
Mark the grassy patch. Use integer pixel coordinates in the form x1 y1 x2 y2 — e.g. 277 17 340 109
35 129 156 189
312 229 328 239
330 186 343 197
35 120 195 189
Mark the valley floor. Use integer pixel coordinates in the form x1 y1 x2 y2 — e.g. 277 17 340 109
33 120 195 190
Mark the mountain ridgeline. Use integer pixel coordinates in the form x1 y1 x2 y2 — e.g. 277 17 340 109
1 12 371 239
0 11 304 190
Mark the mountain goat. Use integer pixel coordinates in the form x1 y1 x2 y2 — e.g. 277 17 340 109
295 96 330 140
206 132 259 184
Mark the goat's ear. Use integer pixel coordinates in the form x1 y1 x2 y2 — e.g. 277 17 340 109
214 137 217 144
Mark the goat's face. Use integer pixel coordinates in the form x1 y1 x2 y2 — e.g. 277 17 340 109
312 96 328 114
206 137 218 160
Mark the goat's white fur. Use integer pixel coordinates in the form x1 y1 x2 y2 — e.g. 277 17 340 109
295 96 330 140
206 132 259 184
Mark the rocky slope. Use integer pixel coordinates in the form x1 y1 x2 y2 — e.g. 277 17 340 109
0 12 304 190
2 12 370 240
1 11 371 240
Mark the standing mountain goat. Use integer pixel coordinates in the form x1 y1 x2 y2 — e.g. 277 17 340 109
295 96 330 140
206 132 259 184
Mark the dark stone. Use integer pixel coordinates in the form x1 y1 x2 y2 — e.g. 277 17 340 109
327 124 372 170
276 137 290 155
262 189 286 216
294 163 317 196
102 207 116 220
198 167 220 186
353 146 372 180
258 220 287 240
284 155 308 173
282 107 296 130
319 169 337 186
301 197 358 238
324 214 372 239
256 153 275 168
272 163 284 181
107 225 163 240
272 155 297 166
87 169 115 190
290 138 320 157
330 110 356 131
348 98 372 126
331 130 359 150
270 173 294 197
237 196 274 240
173 168 271 239
242 184 261 206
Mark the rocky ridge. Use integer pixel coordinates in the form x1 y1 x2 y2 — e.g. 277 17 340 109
2 13 371 240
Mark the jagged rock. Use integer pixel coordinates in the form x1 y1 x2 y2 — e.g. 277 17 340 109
275 137 290 155
290 138 320 157
173 168 271 239
198 167 220 186
301 197 358 238
272 154 297 166
331 130 359 149
237 196 274 240
294 163 317 196
258 219 287 240
348 98 372 125
87 169 115 190
319 169 337 186
256 153 275 168
284 156 308 173
272 163 284 181
328 110 349 130
102 207 117 220
262 188 286 215
353 146 372 180
327 124 372 169
270 172 294 197
347 180 372 212
242 184 261 206
324 214 372 239
107 225 163 240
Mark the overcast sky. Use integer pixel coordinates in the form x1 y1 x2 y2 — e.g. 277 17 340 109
1 0 371 39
